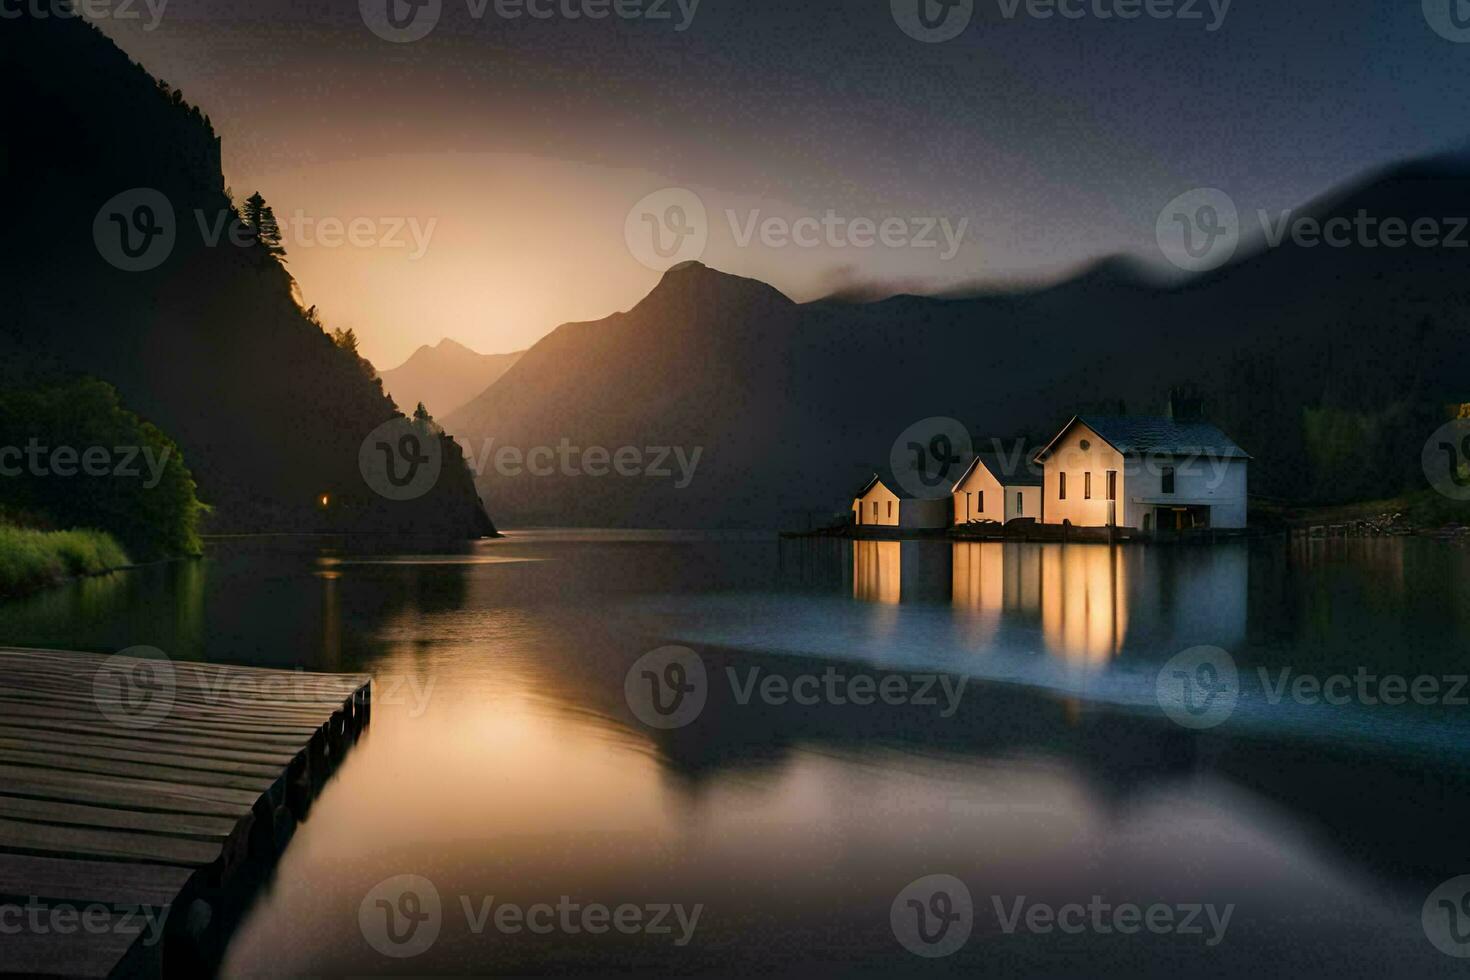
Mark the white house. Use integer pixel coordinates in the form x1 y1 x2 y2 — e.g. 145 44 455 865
951 453 1043 525
852 472 951 529
1033 414 1250 532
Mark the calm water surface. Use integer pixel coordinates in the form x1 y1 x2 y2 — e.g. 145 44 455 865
2 532 1469 977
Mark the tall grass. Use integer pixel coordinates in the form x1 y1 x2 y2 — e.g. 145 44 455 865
0 525 131 597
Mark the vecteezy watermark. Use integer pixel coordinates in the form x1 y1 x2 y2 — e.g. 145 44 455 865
892 0 1230 43
1424 876 1470 958
1 0 169 31
1157 646 1470 731
93 188 176 273
1424 0 1470 43
623 646 969 730
360 0 700 44
0 441 174 489
94 189 437 272
361 875 443 959
891 875 974 957
461 438 704 489
1424 419 1470 501
1155 645 1239 730
196 208 437 260
889 417 975 499
0 897 170 948
622 187 971 272
1157 187 1470 272
359 875 703 959
890 875 1234 956
93 647 177 730
360 416 444 502
625 188 709 271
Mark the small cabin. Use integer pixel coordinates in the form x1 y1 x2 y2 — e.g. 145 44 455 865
1033 413 1250 532
852 472 951 530
951 453 1043 525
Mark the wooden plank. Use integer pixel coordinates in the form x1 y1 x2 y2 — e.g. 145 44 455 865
0 817 222 867
0 749 277 793
0 914 154 980
0 649 368 696
0 726 298 768
0 766 256 817
0 648 370 979
0 719 307 760
0 733 291 777
0 854 191 908
0 795 236 840
0 702 316 745
0 690 329 736
0 685 336 730
0 663 363 711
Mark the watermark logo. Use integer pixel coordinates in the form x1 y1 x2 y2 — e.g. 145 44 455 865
890 417 975 499
94 188 176 273
360 0 442 42
1156 645 1238 730
93 647 177 730
0 0 169 31
624 646 708 729
892 0 974 42
1425 876 1470 958
462 438 703 488
625 188 709 272
360 875 443 959
891 874 974 958
359 417 444 501
1424 420 1470 501
1156 188 1238 272
1424 0 1470 42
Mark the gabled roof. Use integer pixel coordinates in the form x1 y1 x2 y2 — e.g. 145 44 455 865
855 466 957 500
953 452 1044 490
1035 416 1251 462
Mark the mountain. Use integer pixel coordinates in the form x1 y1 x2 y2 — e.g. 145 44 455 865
448 163 1470 528
381 340 523 419
0 13 494 539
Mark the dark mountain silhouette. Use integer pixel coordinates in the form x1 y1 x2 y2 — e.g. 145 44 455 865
451 164 1470 528
381 339 523 420
0 14 493 538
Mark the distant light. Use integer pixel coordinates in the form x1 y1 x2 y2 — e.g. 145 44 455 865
319 494 331 508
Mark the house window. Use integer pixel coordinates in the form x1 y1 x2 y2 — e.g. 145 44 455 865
1059 472 1067 501
872 501 879 521
1162 467 1175 494
1084 472 1093 500
1107 471 1117 501
965 492 972 520
1016 492 1023 515
978 490 984 514
887 501 893 520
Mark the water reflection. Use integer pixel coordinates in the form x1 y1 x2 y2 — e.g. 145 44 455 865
857 540 1246 668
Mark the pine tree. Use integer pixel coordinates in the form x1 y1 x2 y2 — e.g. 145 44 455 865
242 192 287 259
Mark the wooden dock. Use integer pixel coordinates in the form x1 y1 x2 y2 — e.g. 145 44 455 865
0 647 371 978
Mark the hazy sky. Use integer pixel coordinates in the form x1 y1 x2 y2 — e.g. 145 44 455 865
95 1 1470 367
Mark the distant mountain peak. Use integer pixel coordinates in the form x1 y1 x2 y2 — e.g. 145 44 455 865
642 261 795 309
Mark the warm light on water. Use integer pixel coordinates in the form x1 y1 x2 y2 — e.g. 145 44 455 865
2 532 1468 975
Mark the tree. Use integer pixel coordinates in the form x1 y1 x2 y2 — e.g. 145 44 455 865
330 327 360 356
242 191 286 259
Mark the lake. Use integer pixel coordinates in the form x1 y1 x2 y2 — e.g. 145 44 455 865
2 532 1468 976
